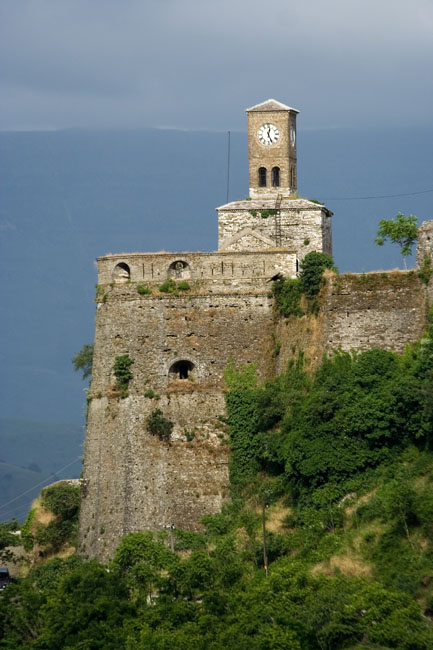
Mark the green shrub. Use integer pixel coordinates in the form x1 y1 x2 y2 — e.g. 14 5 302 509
299 251 337 299
147 409 174 442
224 357 258 390
144 389 160 399
21 508 36 551
41 484 80 519
137 283 152 295
272 277 304 317
158 278 177 293
260 209 277 219
177 281 190 291
114 355 134 390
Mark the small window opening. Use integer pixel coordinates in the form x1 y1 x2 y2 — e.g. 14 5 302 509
271 167 280 187
112 262 130 283
168 260 190 279
258 167 267 187
169 360 195 380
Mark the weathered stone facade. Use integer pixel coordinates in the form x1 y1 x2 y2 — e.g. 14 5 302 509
79 99 433 561
217 198 332 260
246 99 298 199
417 219 433 267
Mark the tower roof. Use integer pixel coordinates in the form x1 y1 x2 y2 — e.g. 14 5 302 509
245 99 299 113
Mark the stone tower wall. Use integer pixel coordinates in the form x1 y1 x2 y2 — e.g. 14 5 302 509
79 273 281 561
247 109 297 198
217 200 332 260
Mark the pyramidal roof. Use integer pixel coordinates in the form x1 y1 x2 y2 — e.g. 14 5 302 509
245 99 299 113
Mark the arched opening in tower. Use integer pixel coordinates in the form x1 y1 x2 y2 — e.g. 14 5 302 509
272 166 280 187
112 262 131 283
258 167 267 187
169 360 195 380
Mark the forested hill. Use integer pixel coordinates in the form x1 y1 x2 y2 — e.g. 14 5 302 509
1 126 433 427
2 308 433 649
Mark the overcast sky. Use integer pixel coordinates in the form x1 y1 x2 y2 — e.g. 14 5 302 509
2 0 433 131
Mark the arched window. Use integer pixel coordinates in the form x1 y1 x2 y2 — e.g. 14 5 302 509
168 260 190 279
169 360 195 380
271 167 280 187
258 167 267 187
112 262 130 283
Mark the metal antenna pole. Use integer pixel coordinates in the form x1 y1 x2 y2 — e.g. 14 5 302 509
226 131 231 204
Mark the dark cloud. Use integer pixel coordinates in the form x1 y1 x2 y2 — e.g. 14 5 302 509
1 0 433 130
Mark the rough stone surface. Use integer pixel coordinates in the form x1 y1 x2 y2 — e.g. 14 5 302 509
217 200 332 260
98 250 297 288
79 104 433 562
246 105 298 198
417 219 433 267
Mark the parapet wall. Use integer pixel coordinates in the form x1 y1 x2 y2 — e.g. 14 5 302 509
97 250 297 290
274 271 430 376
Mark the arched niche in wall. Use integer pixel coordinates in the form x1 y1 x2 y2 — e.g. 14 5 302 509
112 262 131 283
169 360 195 380
168 260 191 280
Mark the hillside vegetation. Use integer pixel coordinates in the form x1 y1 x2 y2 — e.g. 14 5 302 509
2 307 433 647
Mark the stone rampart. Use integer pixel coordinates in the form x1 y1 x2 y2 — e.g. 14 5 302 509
81 260 432 561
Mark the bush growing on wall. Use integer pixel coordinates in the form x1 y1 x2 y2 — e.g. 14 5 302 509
147 409 174 442
114 355 134 391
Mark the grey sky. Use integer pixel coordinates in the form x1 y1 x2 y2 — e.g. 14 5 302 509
2 0 433 131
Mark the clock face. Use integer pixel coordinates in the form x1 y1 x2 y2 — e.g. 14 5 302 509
257 123 280 145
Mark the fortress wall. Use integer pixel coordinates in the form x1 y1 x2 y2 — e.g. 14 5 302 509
80 288 277 560
97 250 297 287
79 391 228 562
322 272 428 353
274 272 430 375
81 266 432 561
90 290 277 396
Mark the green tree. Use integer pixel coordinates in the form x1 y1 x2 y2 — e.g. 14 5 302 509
375 212 418 269
72 343 94 381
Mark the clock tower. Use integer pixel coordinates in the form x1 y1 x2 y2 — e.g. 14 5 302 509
246 98 298 199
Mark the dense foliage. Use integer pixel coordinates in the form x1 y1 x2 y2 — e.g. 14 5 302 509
2 329 433 648
273 252 336 317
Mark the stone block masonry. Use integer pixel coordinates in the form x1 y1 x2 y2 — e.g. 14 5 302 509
79 94 433 562
217 199 332 260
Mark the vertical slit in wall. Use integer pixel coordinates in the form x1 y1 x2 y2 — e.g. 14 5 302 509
142 264 145 279
221 261 224 275
151 264 154 279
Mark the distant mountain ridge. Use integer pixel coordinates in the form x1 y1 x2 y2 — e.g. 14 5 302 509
0 418 83 521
